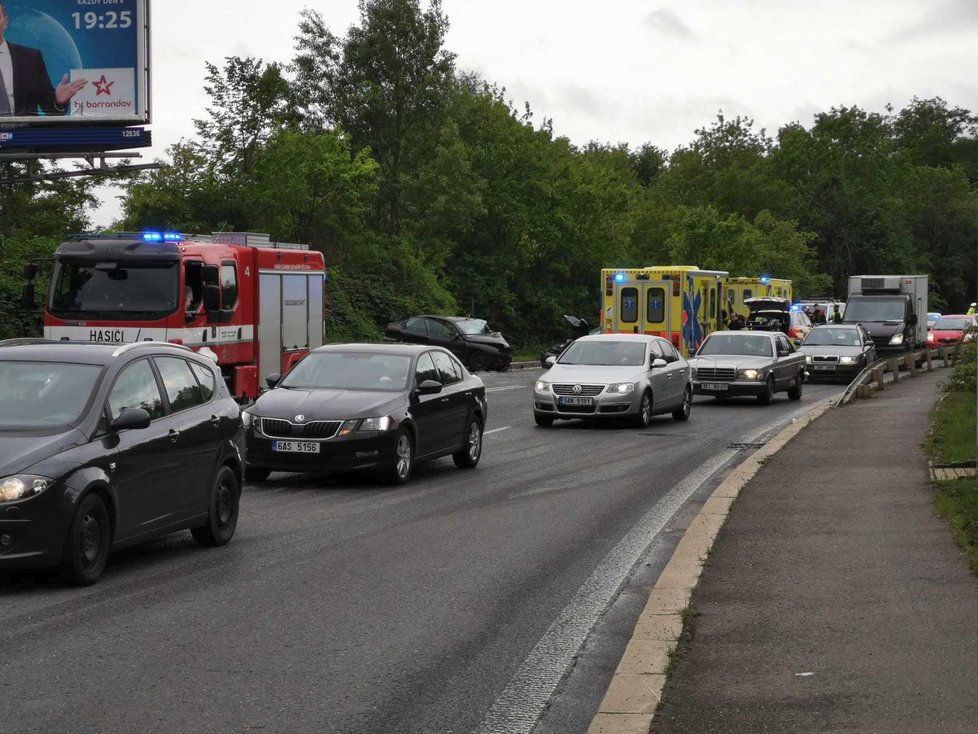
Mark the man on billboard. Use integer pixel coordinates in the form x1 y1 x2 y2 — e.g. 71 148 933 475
0 2 86 116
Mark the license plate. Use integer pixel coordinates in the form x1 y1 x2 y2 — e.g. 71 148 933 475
559 396 594 407
701 383 728 391
272 440 320 454
813 365 834 371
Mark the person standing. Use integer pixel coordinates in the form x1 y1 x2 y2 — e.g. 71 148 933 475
832 304 843 323
0 2 86 116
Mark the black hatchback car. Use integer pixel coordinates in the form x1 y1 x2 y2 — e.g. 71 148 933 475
0 340 244 585
384 315 511 372
243 343 488 485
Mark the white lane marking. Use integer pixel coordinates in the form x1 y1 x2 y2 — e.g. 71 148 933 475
477 402 828 734
484 426 511 436
487 385 528 393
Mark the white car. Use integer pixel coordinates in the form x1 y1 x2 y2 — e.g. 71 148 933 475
532 333 692 427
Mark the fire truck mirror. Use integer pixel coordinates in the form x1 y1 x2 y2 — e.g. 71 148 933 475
202 265 220 285
20 282 35 308
203 284 222 312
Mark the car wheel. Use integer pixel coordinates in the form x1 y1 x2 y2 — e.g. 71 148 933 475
61 493 111 586
467 351 488 372
757 376 775 405
638 390 654 427
534 414 554 427
385 429 414 485
672 385 692 421
244 465 271 482
453 416 483 468
192 465 240 547
787 373 803 401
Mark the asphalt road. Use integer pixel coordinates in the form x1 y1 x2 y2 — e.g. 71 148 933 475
0 370 844 734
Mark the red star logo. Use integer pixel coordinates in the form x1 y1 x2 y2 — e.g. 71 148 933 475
93 75 114 96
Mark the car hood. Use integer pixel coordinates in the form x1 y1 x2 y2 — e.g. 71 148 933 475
542 363 647 383
851 322 902 337
464 333 510 349
798 345 863 357
688 355 773 369
252 387 406 421
0 429 86 477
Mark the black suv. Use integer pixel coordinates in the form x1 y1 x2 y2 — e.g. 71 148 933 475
0 340 244 585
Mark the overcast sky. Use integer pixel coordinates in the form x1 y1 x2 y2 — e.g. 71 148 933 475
91 0 978 225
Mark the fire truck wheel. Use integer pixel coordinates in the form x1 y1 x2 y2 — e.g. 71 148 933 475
244 466 272 482
638 390 654 427
757 376 775 405
467 352 488 372
385 429 414 485
191 466 240 547
672 385 692 421
453 416 483 468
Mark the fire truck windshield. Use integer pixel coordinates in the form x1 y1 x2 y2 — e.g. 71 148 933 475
48 260 180 320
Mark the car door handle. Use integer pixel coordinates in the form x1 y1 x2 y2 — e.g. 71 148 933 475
440 397 450 403
210 414 221 428
168 429 180 443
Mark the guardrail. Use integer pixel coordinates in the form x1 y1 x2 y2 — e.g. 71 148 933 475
839 346 958 405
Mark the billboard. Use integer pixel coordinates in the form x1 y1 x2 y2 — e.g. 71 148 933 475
0 0 149 124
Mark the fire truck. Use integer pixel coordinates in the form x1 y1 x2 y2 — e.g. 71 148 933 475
600 266 728 358
725 276 793 319
35 231 326 400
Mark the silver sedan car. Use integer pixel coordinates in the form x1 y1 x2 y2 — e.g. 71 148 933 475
688 330 805 404
532 334 692 427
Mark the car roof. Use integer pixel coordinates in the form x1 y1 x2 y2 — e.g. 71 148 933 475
708 330 777 339
936 314 972 319
415 315 480 322
0 339 196 364
574 333 664 343
312 342 440 356
810 324 859 329
744 297 790 307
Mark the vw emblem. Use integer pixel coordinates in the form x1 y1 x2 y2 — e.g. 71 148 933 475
294 414 305 423
572 384 583 394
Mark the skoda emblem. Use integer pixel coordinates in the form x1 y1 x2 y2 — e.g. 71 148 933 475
572 384 583 394
294 414 305 423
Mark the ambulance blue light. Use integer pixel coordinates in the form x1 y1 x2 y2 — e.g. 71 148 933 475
142 232 162 242
760 275 770 284
790 303 802 311
615 273 625 282
162 232 183 242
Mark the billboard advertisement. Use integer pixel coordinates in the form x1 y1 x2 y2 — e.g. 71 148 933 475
0 0 149 124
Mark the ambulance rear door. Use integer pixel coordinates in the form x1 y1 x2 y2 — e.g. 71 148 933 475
612 279 670 335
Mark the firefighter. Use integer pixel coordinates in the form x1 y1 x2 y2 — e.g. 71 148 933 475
968 302 976 316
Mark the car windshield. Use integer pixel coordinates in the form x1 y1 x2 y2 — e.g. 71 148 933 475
697 334 774 357
802 328 863 347
455 319 491 335
844 297 905 322
48 259 180 320
280 352 413 391
0 361 103 430
933 317 972 331
559 340 646 366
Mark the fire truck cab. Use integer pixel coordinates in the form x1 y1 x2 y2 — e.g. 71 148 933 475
600 266 728 358
40 231 326 400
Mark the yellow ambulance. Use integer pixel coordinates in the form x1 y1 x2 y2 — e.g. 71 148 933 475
725 276 793 319
600 266 729 358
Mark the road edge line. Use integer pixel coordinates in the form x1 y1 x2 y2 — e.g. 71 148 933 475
586 397 835 734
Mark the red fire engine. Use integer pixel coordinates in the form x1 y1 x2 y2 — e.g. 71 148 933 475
38 231 326 400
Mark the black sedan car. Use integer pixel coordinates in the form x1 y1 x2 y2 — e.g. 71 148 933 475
0 340 244 585
243 343 488 485
798 324 877 380
384 315 511 372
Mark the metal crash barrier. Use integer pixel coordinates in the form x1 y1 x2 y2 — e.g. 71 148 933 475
839 347 956 405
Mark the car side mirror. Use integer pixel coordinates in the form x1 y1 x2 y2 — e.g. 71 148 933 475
651 358 668 369
545 356 556 367
110 407 151 431
418 379 443 395
265 373 282 389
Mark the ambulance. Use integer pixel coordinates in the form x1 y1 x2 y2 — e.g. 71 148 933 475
725 276 793 320
600 266 729 358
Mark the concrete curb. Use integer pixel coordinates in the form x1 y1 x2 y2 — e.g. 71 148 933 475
586 396 837 734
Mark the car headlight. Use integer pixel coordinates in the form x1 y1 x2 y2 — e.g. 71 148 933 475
241 410 254 427
889 333 905 346
739 369 762 380
357 416 394 432
0 475 51 502
839 356 857 365
804 355 813 364
535 380 550 393
606 382 635 394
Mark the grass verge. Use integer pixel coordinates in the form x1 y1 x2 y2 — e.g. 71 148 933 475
926 341 978 574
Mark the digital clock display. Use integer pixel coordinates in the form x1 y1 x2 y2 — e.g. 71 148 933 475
72 11 132 29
